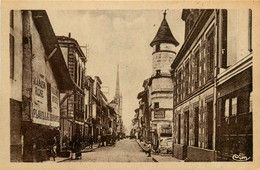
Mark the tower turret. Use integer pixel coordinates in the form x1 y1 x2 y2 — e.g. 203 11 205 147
150 11 179 75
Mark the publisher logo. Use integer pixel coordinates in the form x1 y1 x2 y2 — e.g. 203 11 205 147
232 153 251 161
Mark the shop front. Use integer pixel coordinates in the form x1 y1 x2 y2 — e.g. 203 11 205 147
216 67 252 161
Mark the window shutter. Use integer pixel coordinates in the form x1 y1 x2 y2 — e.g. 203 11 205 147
47 82 52 112
206 40 211 80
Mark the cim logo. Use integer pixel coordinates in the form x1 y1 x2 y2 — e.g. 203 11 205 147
232 153 251 161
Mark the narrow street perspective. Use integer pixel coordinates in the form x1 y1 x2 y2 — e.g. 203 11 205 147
8 6 253 164
63 139 154 162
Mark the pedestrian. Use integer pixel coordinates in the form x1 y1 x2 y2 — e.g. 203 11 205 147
50 136 57 161
89 135 93 149
147 141 152 157
112 131 116 146
97 134 101 147
75 138 82 159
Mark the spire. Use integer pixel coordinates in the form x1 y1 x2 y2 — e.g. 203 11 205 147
163 10 167 19
150 11 179 47
115 64 120 101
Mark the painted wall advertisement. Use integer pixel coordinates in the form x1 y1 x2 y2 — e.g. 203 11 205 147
31 74 60 127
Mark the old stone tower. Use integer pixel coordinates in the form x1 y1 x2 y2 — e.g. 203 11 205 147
149 11 179 153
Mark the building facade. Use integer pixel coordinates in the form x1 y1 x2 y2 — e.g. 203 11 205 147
84 76 95 143
137 79 150 143
148 11 179 153
171 9 252 161
57 35 86 147
10 10 74 162
109 65 124 138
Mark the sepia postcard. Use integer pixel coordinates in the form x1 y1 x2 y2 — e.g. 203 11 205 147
1 0 260 170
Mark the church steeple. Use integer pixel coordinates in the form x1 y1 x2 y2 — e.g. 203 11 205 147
115 64 120 99
114 64 121 105
150 11 179 47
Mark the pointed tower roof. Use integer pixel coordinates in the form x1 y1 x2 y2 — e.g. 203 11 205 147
150 11 179 47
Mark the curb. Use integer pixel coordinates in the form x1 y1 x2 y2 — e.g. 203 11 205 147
57 146 99 163
135 140 158 162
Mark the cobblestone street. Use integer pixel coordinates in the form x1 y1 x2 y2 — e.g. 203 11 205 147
63 139 153 162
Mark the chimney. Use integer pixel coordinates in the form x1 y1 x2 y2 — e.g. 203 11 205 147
68 32 71 38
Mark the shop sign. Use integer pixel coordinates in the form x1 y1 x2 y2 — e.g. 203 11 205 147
154 110 165 119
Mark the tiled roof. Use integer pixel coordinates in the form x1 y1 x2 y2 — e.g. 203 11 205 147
150 13 179 47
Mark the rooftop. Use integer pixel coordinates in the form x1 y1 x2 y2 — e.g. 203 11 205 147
150 11 179 47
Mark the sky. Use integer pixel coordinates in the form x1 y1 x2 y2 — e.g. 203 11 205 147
47 10 185 134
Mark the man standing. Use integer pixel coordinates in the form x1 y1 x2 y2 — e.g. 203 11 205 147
147 141 152 157
89 135 93 149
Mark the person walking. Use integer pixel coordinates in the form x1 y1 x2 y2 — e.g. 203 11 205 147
97 134 101 147
50 136 57 161
75 138 82 159
89 135 93 149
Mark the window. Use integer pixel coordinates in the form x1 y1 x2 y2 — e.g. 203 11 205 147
185 61 189 96
74 62 78 83
225 99 230 117
154 102 159 110
248 9 252 52
155 44 160 52
178 114 181 144
207 30 215 79
10 10 14 28
207 101 213 149
47 82 52 112
177 70 181 102
194 107 199 147
184 111 189 145
79 94 81 112
10 34 14 79
195 50 200 88
81 69 84 88
221 10 227 68
249 92 252 112
231 97 237 116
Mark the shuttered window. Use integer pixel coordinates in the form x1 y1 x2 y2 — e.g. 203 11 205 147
206 29 215 80
10 34 15 79
249 92 252 112
224 99 229 117
47 82 52 112
194 51 199 89
10 10 14 28
231 97 237 116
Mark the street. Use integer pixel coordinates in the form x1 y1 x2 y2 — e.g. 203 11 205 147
64 139 153 162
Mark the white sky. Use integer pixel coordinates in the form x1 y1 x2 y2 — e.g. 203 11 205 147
47 10 185 134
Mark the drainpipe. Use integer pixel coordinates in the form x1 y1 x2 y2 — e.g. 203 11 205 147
213 9 219 161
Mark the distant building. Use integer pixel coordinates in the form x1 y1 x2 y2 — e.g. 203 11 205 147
137 79 150 143
109 65 124 137
84 76 95 141
10 10 74 162
57 35 86 146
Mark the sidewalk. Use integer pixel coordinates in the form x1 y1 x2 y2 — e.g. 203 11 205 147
47 143 99 163
135 139 182 162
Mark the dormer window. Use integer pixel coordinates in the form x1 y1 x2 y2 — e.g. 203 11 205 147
156 70 161 76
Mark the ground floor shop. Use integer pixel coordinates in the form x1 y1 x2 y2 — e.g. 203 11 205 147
216 67 252 161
